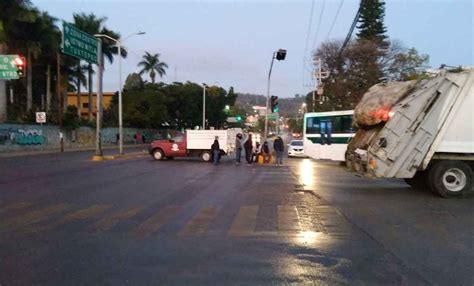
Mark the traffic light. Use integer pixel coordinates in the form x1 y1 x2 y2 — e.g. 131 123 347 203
14 56 26 77
271 95 279 113
275 49 287 61
236 115 242 122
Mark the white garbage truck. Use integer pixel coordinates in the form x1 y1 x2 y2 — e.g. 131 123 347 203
346 68 474 197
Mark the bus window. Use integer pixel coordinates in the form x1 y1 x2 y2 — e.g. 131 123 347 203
306 117 321 134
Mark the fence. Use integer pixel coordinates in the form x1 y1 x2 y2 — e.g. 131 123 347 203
0 123 172 152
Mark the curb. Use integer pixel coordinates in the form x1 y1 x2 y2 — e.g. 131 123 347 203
0 144 149 158
90 151 147 161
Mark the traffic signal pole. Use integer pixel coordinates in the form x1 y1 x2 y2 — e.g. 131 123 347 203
264 52 276 141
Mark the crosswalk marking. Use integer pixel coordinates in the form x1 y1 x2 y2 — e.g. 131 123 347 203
178 207 219 236
277 205 301 232
0 202 35 215
89 206 145 233
227 205 258 237
0 202 355 239
34 204 112 231
132 206 181 238
0 203 70 231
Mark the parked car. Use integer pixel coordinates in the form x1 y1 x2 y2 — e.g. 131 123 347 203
287 140 305 158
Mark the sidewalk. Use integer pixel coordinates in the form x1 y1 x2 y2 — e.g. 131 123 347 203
0 144 149 158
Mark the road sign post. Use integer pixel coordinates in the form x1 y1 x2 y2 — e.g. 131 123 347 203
62 22 98 64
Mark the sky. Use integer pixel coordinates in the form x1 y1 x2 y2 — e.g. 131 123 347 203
34 0 473 98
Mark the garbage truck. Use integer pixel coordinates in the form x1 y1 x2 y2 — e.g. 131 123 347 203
346 68 474 197
149 128 242 162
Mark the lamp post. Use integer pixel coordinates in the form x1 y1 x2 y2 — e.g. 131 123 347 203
202 83 207 129
94 31 145 155
264 49 286 140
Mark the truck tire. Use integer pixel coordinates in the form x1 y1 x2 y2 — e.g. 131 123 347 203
428 161 473 198
152 149 164 161
201 151 212 162
404 171 428 190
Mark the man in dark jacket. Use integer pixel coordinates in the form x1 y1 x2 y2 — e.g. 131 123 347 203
273 136 284 165
244 133 253 165
211 137 220 166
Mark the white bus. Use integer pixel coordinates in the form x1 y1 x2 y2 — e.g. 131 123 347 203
303 110 355 161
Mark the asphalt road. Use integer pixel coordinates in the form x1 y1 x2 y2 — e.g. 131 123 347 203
0 150 472 285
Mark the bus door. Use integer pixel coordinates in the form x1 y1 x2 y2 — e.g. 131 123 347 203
320 119 333 145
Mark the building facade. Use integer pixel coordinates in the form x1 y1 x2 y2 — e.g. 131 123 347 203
67 92 115 119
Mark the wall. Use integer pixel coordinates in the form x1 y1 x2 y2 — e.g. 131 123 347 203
0 123 169 152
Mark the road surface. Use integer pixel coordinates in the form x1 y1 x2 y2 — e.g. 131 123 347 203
0 151 472 285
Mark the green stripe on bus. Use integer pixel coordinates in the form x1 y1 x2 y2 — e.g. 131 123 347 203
306 137 352 144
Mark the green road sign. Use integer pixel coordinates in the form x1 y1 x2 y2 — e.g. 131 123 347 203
267 113 278 120
0 55 19 80
62 22 98 64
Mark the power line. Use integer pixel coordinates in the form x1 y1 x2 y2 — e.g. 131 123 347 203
311 0 326 52
339 2 361 56
301 0 316 96
303 0 316 61
326 0 344 41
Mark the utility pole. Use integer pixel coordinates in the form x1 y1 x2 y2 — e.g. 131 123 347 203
57 52 64 152
46 65 51 112
95 38 103 157
313 57 329 110
27 50 32 111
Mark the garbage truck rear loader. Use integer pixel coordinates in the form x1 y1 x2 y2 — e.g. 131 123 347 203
346 69 474 197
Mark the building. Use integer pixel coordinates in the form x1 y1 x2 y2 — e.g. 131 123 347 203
67 92 116 120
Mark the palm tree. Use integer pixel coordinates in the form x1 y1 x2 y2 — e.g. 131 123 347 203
73 13 126 121
138 52 168 83
73 13 105 121
73 61 88 118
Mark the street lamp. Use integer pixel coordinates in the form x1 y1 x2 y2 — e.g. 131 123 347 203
202 82 219 130
202 83 207 129
264 49 286 140
94 31 145 155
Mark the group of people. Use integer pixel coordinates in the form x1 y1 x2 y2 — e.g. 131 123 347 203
234 133 285 166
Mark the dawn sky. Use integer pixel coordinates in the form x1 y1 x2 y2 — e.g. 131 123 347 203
34 0 473 98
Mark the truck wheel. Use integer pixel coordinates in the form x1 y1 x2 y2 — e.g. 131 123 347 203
201 151 212 162
152 149 164 161
404 171 428 190
428 161 473 198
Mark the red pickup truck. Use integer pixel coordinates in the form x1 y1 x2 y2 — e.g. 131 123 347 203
149 129 241 162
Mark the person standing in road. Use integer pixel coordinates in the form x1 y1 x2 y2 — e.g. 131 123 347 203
252 142 261 162
262 141 271 163
244 133 253 165
211 136 220 166
235 133 243 164
274 136 284 165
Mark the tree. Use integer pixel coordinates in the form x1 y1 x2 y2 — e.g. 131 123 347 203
138 52 168 83
123 73 144 91
387 47 429 80
73 13 105 121
72 61 88 118
356 0 388 44
73 13 126 121
122 84 168 128
309 38 429 112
